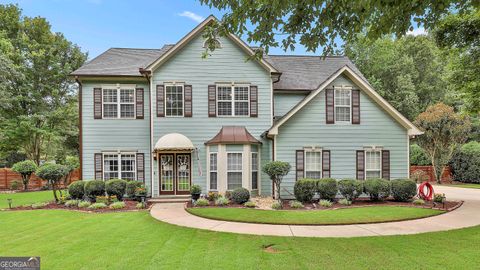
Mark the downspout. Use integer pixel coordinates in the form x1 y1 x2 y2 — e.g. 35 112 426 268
140 68 153 196
75 76 83 180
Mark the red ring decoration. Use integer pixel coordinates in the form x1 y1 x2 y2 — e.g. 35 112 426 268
418 181 434 201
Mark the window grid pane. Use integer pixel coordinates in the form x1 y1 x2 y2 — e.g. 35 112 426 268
120 154 136 181
227 153 242 190
305 151 322 179
103 154 118 180
165 85 184 116
217 85 250 116
251 152 258 189
334 89 351 122
365 150 381 179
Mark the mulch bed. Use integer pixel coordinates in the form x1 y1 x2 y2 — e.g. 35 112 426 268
187 198 462 212
6 200 152 213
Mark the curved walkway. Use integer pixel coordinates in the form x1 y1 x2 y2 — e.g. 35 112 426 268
150 185 480 237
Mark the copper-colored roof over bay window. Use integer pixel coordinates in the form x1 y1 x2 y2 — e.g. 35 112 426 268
205 126 262 145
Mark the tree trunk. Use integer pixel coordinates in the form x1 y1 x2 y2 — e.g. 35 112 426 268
22 175 28 191
274 180 281 200
51 181 58 202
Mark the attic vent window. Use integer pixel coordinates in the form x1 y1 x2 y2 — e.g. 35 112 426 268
203 38 222 49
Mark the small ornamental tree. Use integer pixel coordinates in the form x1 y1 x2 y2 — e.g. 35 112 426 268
414 103 470 183
11 160 37 190
36 163 68 202
262 161 291 200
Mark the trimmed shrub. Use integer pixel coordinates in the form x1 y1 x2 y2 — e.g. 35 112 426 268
271 201 282 210
207 191 219 201
65 200 79 207
231 187 250 204
289 200 304 209
109 201 126 209
364 178 391 201
88 203 107 210
84 180 105 199
410 144 431 165
105 179 127 200
337 179 363 201
31 202 48 209
136 202 146 209
434 193 446 203
294 179 317 202
190 184 202 194
316 178 338 201
338 198 352 206
68 181 85 200
215 197 229 206
195 198 209 206
319 199 333 208
10 180 20 190
413 199 425 205
78 201 91 208
391 179 417 202
449 142 480 183
12 160 37 190
244 201 256 208
126 181 143 197
224 191 232 199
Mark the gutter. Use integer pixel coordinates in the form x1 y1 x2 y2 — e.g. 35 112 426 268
75 76 83 180
140 68 153 196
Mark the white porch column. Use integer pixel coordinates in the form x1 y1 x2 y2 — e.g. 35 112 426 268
217 144 227 193
242 144 251 190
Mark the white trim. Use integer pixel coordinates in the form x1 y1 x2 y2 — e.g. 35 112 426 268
150 77 155 196
333 86 352 124
251 151 259 190
304 148 322 179
364 149 382 179
226 151 243 191
146 16 279 74
164 83 185 117
208 150 218 191
267 66 423 136
407 134 410 177
216 83 250 117
101 84 136 119
102 152 137 181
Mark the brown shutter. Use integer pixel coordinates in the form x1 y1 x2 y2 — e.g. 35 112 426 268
156 85 165 117
136 88 144 119
322 150 331 178
296 150 304 181
94 153 103 180
93 88 102 119
326 89 334 124
208 85 216 117
356 150 365 180
352 89 360 124
250 85 258 117
136 153 145 183
184 85 193 117
382 150 390 180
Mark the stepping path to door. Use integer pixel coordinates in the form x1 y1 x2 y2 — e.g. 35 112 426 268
150 185 480 237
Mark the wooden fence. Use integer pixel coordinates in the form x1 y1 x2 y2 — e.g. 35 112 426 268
0 168 80 190
410 165 453 183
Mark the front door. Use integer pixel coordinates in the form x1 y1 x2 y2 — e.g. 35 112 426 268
159 153 191 195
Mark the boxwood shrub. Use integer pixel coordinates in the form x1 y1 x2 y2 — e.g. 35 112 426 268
84 180 105 200
294 179 317 202
449 142 480 183
364 178 391 201
316 178 338 201
125 181 143 198
105 179 127 200
391 179 417 202
68 180 85 200
231 187 250 204
337 179 363 201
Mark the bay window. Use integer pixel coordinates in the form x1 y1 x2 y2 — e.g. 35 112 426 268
251 152 258 189
209 153 218 190
227 153 242 190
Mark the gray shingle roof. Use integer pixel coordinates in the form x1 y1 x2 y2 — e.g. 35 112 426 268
71 45 173 76
71 46 367 91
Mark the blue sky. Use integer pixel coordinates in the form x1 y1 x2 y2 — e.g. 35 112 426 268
1 0 425 60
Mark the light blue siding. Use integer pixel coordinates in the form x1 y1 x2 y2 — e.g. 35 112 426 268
274 92 307 117
276 74 409 197
151 33 272 196
81 81 152 193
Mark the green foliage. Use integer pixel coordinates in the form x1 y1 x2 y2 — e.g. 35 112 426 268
134 187 147 197
31 202 48 209
289 200 304 209
316 178 338 201
65 200 79 207
294 179 317 203
109 201 126 210
224 191 231 199
68 181 85 200
194 198 209 207
413 199 425 205
135 202 146 209
95 196 117 204
105 179 127 200
364 178 391 201
263 161 291 200
391 179 417 202
414 103 471 183
271 201 282 210
244 201 256 208
11 160 37 190
125 181 143 197
207 191 219 201
36 163 68 202
319 200 333 208
231 187 250 204
337 179 363 201
338 198 352 206
10 180 20 190
410 170 429 183
77 201 91 208
433 193 446 203
449 142 480 183
215 197 229 206
410 144 431 166
190 184 201 194
88 203 107 210
84 180 105 199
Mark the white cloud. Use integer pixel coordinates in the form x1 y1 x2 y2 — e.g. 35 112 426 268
178 11 205 23
406 27 427 36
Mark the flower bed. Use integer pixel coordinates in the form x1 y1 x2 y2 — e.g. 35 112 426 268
8 199 151 213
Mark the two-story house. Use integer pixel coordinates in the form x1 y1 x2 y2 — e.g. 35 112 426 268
71 16 422 199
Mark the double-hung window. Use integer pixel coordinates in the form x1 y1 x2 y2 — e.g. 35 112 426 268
334 88 351 123
209 153 218 190
165 85 184 116
227 153 243 190
365 150 381 179
102 86 135 119
304 150 322 179
103 153 136 180
251 152 258 189
217 84 249 116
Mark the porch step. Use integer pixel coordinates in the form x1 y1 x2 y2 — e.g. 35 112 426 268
149 195 191 203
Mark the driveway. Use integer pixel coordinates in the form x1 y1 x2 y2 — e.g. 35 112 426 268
150 185 480 238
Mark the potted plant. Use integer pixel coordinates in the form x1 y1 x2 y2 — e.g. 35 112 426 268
135 187 147 202
190 185 201 201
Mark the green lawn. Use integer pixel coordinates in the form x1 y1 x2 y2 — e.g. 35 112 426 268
0 190 54 208
445 183 480 189
1 210 479 269
186 206 444 225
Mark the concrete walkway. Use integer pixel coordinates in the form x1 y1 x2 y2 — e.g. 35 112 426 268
150 185 480 237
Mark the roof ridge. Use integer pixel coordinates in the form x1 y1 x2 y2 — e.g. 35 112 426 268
267 55 347 58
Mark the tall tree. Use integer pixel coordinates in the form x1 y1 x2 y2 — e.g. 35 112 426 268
0 4 87 165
